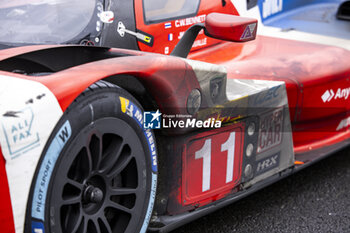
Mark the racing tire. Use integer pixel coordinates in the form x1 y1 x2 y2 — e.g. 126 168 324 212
26 80 157 233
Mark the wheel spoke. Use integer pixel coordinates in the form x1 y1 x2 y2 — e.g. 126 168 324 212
93 219 102 233
62 195 81 206
67 147 91 182
109 187 137 196
79 217 88 233
70 214 83 233
67 178 84 190
106 155 133 179
105 200 133 214
100 141 125 174
85 147 93 176
88 134 103 170
63 204 82 233
100 216 113 233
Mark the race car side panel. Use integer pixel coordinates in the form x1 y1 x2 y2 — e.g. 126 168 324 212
0 76 63 232
0 46 208 232
0 45 295 232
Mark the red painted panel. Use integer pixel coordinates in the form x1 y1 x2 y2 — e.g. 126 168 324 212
182 124 244 205
0 148 15 233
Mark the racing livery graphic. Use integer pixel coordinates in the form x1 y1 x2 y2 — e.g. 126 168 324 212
0 0 349 233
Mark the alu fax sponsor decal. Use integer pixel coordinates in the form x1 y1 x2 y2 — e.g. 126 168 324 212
119 97 157 172
256 152 280 176
2 107 40 159
322 87 350 103
32 120 72 221
257 108 283 153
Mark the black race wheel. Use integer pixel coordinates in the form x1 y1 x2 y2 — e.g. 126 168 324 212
26 81 157 233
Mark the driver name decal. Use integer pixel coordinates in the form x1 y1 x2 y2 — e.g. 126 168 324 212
175 14 206 28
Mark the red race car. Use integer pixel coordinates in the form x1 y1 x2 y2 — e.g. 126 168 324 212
0 0 349 233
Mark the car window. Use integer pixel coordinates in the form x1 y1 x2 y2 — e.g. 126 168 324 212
0 0 96 44
143 0 200 24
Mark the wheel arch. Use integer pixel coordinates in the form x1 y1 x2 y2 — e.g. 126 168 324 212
38 54 201 116
103 74 159 112
0 45 201 115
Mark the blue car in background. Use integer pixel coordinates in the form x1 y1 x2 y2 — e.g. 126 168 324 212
257 0 350 40
237 0 350 49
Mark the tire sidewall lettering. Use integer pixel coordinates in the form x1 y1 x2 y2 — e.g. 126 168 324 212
119 96 158 233
30 120 72 229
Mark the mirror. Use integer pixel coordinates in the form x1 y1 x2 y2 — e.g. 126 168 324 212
205 13 258 42
171 13 258 58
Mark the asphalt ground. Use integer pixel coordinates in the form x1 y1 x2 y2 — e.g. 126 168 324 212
172 147 350 233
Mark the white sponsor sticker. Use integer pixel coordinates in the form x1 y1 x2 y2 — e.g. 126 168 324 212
0 75 63 232
322 87 350 103
262 0 283 18
336 116 350 131
99 11 114 24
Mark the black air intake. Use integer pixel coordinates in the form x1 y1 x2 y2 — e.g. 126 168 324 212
337 1 350 21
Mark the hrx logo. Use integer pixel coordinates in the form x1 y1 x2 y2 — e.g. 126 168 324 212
144 110 161 129
256 153 280 175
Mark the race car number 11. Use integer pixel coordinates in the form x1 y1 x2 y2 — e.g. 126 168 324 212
183 126 243 204
196 133 236 192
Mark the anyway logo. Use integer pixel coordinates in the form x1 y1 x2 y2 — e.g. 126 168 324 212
144 110 161 129
336 116 350 131
2 107 40 159
322 87 350 103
